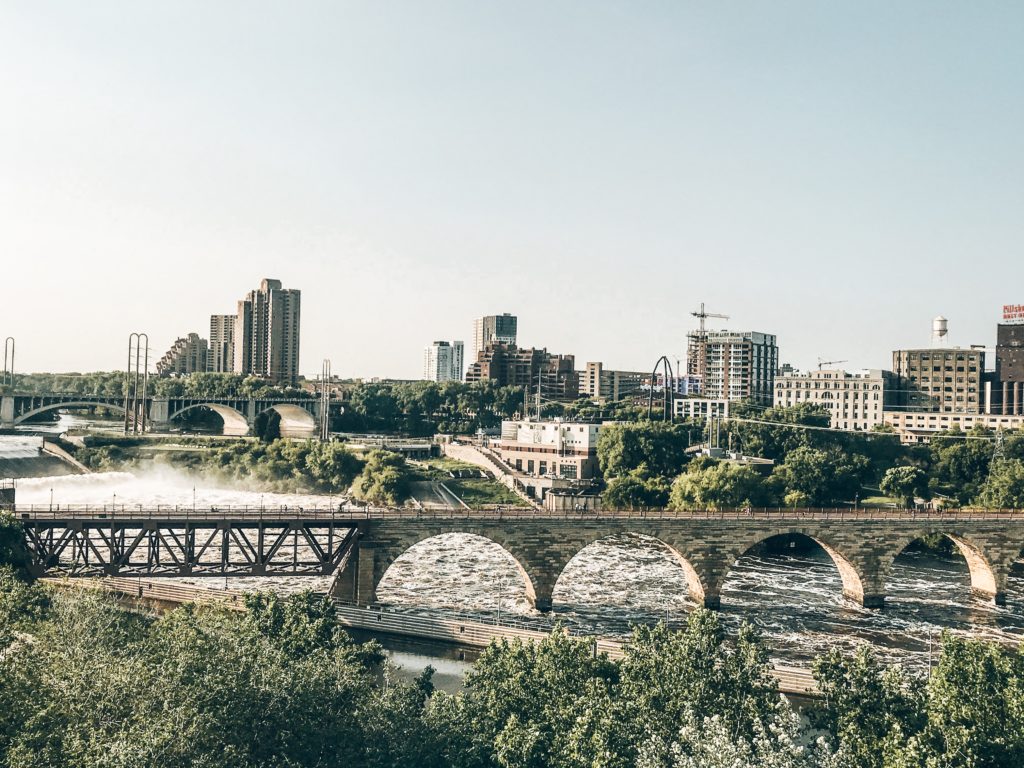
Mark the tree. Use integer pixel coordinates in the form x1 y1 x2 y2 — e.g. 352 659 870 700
613 613 782 759
929 428 995 504
636 711 828 768
427 629 618 768
978 459 1024 509
304 441 362 492
812 646 926 768
597 422 693 481
724 403 832 463
919 634 1024 767
603 472 671 509
0 513 31 578
669 458 769 510
771 447 868 507
879 466 931 509
352 451 411 505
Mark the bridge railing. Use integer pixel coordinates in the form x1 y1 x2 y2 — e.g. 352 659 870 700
13 504 1024 521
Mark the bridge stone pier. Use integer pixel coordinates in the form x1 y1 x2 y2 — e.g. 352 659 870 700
330 514 1024 612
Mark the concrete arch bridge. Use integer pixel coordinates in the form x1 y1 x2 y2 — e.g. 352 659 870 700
1 393 335 437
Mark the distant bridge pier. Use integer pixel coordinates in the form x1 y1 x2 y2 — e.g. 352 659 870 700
0 395 13 428
148 398 170 429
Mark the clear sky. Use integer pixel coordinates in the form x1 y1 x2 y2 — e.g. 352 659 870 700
1 2 1022 379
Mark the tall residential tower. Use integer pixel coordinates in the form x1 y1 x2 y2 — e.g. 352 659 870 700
423 340 465 382
233 278 302 384
208 314 235 373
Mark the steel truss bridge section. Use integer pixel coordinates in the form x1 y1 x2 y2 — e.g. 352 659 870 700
24 519 360 579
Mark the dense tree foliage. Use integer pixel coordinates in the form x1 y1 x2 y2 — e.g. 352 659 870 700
0 513 31 578
771 447 870 507
77 438 373 495
597 422 696 481
669 457 770 510
2 578 1024 768
3 371 310 400
598 407 1024 510
336 381 524 436
879 466 932 509
928 428 995 504
352 450 412 505
814 637 1024 768
603 472 672 509
978 459 1024 509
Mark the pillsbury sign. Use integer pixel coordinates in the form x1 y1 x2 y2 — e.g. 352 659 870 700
1004 304 1024 324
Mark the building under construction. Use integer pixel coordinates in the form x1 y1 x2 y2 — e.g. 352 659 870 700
686 329 778 405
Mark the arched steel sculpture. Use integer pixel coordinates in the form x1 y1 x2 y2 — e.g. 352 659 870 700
2 337 14 388
647 355 675 422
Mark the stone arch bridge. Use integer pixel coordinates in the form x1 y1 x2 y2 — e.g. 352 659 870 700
0 393 335 436
18 507 1024 613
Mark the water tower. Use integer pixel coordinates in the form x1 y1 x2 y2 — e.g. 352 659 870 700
932 316 949 346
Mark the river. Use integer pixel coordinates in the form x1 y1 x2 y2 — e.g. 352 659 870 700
5 438 1024 673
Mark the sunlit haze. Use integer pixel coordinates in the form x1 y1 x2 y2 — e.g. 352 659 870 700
2 2 1022 378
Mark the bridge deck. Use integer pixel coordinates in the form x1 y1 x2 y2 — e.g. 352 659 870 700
11 505 1024 522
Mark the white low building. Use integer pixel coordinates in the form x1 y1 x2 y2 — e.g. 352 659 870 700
674 397 730 421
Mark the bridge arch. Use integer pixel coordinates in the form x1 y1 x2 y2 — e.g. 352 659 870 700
167 403 250 437
13 400 126 425
372 531 542 612
883 531 1006 605
716 529 871 608
550 532 710 611
255 403 317 438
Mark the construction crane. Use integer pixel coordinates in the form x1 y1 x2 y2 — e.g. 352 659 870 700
817 357 848 370
690 303 730 382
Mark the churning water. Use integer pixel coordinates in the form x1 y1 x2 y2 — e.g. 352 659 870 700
11 464 1024 670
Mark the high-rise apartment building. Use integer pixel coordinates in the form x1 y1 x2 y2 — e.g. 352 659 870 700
157 333 209 376
473 313 517 358
208 314 235 373
423 340 465 382
774 369 897 431
686 330 777 404
233 278 301 384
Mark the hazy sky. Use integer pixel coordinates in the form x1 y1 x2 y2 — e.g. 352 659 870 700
2 2 1022 379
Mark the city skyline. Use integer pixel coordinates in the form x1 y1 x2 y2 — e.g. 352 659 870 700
2 2 1022 378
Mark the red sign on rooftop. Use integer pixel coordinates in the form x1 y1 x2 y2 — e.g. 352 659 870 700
1004 304 1024 324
